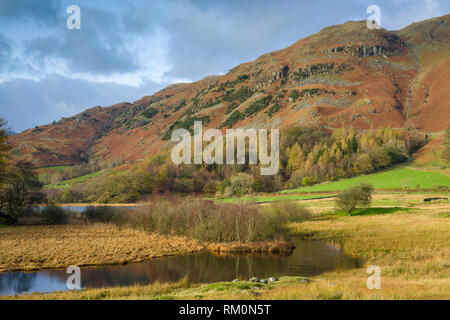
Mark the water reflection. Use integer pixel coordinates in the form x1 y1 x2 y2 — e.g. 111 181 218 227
0 239 364 296
32 206 136 213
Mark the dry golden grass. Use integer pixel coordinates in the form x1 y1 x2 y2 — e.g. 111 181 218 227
2 197 449 300
0 224 203 272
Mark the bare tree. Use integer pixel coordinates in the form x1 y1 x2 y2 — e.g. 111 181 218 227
0 161 43 220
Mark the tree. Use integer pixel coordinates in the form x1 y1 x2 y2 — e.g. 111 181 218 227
0 161 43 220
442 125 450 163
226 173 254 197
335 183 373 216
286 143 304 174
0 118 11 187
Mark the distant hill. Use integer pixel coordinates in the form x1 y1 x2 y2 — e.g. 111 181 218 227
8 14 450 168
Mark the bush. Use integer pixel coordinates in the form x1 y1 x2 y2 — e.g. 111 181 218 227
225 173 254 197
335 183 373 216
142 107 158 119
220 110 243 128
259 202 311 240
289 90 300 101
112 196 311 242
268 201 311 223
41 206 68 225
243 96 272 117
225 102 239 115
266 102 280 118
83 206 127 225
0 212 17 225
302 176 315 186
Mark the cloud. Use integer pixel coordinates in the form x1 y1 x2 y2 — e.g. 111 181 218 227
1 6 175 86
382 0 443 30
0 0 448 132
0 75 170 132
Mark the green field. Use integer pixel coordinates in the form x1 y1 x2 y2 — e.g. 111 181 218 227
282 167 450 193
47 170 104 189
38 165 73 180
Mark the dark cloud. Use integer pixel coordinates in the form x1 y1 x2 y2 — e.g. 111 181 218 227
0 0 61 24
25 7 141 75
0 0 447 132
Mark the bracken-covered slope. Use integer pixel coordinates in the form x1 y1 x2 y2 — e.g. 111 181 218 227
8 15 450 168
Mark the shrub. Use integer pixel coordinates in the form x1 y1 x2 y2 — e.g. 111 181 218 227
243 96 272 117
0 212 17 225
266 102 280 118
142 107 159 119
287 170 304 188
220 110 243 128
335 183 374 216
173 100 187 112
302 176 315 186
269 201 311 223
258 202 312 240
225 102 239 115
110 196 311 243
41 206 68 225
226 173 254 197
289 90 300 101
83 206 127 225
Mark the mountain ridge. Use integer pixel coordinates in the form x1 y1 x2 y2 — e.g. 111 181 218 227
8 14 450 168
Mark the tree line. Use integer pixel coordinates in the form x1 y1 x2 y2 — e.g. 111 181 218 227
0 119 44 224
46 125 426 204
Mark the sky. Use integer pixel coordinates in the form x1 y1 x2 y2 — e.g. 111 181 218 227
0 0 448 133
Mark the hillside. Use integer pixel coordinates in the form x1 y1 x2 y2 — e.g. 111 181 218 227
8 15 450 168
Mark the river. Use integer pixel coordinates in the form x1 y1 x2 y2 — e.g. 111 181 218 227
0 238 363 296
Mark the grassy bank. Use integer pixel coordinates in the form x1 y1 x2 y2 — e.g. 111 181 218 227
4 196 449 300
0 224 203 272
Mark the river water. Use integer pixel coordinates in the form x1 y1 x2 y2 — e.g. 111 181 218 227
0 238 363 296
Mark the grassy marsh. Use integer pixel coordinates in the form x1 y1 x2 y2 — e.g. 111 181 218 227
0 224 203 272
3 194 449 300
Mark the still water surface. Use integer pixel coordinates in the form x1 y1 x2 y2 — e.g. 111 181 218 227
0 239 363 296
33 205 137 213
